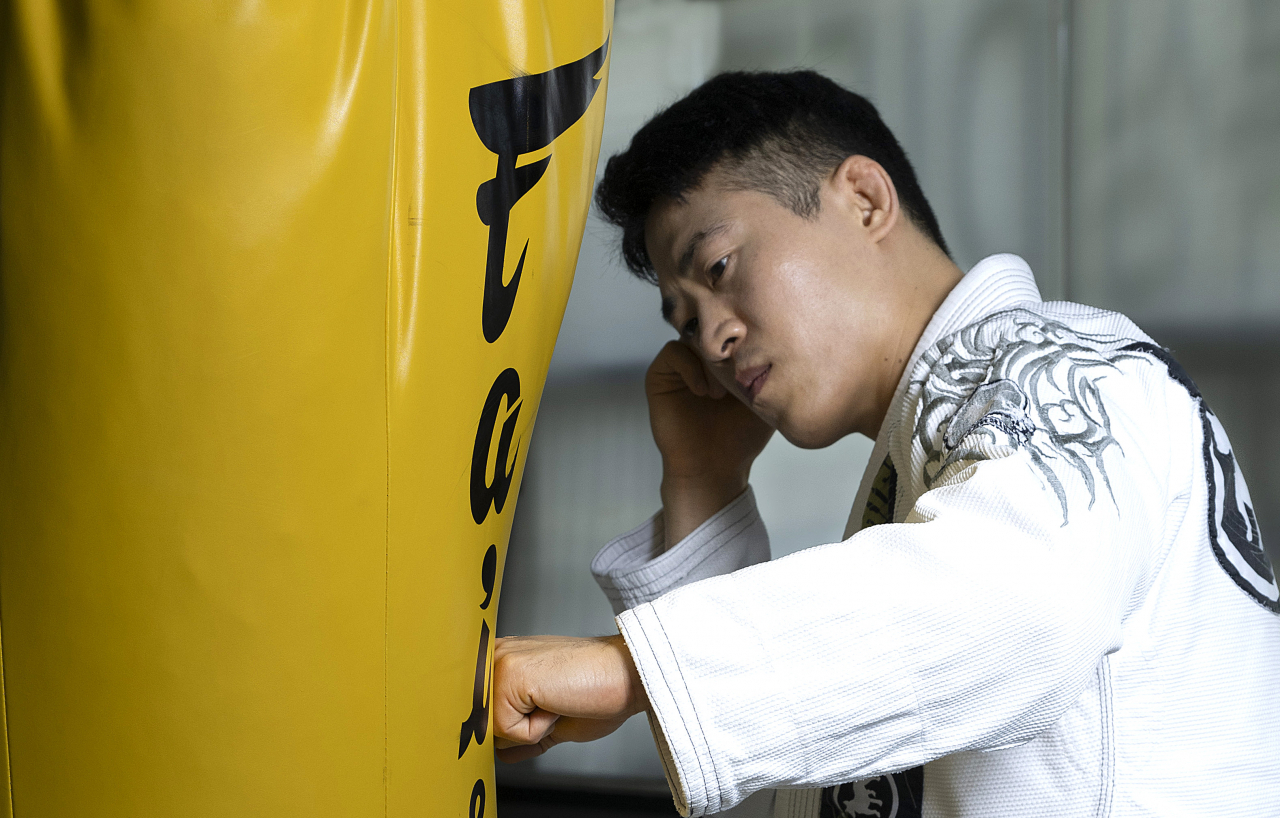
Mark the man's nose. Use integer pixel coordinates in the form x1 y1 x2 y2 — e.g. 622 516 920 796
699 315 744 362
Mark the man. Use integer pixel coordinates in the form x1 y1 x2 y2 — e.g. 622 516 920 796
492 71 1280 817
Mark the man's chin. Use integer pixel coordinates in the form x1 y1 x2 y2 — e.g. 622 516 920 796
775 415 848 450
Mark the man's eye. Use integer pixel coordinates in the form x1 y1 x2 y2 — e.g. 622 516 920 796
681 317 699 338
709 257 728 282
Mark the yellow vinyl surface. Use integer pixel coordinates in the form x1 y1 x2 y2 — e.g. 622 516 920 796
0 2 611 814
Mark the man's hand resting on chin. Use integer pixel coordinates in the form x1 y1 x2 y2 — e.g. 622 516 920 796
492 634 649 763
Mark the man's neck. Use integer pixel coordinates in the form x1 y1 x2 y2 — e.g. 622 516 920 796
863 240 963 439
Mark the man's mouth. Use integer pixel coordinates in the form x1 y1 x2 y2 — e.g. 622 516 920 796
735 364 771 401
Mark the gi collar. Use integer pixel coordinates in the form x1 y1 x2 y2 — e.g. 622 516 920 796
843 254 1043 537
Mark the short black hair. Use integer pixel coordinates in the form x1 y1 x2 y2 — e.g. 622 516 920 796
595 70 949 282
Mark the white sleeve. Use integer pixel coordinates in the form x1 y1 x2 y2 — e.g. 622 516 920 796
591 486 771 615
616 434 1163 816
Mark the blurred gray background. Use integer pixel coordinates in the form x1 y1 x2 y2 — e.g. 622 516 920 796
497 0 1280 795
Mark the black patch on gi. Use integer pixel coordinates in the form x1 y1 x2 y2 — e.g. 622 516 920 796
819 767 923 818
1121 342 1277 612
861 455 899 529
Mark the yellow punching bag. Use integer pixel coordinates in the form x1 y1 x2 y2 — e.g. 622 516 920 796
0 2 611 815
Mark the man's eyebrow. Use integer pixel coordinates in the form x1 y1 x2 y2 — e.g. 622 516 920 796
659 221 730 326
677 221 731 276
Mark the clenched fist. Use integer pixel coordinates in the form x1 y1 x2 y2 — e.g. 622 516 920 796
492 634 648 763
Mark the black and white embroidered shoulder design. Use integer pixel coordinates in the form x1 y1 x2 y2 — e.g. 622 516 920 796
913 309 1149 525
911 309 1275 610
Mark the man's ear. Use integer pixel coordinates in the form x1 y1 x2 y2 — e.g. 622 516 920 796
830 155 899 244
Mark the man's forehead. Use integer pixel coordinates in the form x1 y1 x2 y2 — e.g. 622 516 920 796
644 195 693 266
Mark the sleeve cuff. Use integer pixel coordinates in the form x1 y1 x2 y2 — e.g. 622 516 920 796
591 486 770 614
617 602 719 816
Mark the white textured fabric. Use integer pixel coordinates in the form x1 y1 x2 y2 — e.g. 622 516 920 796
593 487 770 614
594 254 1280 818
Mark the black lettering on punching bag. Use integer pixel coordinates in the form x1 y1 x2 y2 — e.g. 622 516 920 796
458 620 491 758
480 544 497 610
470 779 486 818
468 35 610 342
471 368 521 525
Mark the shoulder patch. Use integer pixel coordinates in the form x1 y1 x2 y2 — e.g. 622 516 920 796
1120 342 1279 612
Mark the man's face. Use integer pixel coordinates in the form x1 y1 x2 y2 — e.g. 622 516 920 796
645 167 901 447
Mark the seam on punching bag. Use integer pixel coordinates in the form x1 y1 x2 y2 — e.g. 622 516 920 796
383 2 402 815
1 8 16 813
0 608 13 817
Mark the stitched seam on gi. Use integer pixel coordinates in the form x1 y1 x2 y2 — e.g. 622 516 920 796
653 611 725 812
1096 657 1116 818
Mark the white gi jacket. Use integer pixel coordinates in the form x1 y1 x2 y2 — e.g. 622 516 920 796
591 254 1280 818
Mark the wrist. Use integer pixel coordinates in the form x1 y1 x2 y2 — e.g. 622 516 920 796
660 472 746 511
660 468 748 550
606 634 649 716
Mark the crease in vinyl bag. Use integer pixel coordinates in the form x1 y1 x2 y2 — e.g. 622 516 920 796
0 2 612 814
